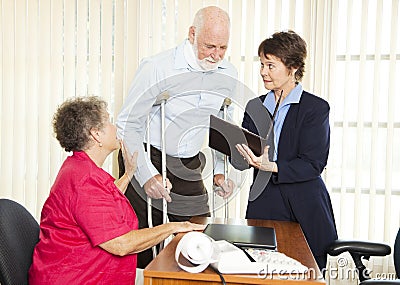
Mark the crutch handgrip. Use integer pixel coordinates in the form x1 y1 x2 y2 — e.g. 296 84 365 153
155 92 170 105
223 97 232 107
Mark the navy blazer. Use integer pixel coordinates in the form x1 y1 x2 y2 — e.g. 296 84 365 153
237 91 337 264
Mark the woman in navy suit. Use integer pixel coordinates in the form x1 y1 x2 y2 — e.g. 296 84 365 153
235 30 337 271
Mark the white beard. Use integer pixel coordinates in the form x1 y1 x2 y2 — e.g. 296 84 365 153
192 38 221 71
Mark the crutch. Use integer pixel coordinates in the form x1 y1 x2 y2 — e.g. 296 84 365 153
147 92 170 257
212 97 231 218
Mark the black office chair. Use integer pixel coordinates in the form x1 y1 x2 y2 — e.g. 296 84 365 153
327 228 400 284
0 198 40 285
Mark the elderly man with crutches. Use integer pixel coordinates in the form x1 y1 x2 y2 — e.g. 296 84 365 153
116 6 237 269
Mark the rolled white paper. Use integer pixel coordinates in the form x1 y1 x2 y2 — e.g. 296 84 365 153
175 231 218 273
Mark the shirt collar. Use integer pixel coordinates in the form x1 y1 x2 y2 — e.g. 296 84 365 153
183 39 205 71
174 39 230 71
282 83 303 105
264 83 303 113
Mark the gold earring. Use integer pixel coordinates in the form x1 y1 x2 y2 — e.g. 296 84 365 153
99 143 103 147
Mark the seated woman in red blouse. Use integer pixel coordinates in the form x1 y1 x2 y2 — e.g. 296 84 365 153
29 96 204 285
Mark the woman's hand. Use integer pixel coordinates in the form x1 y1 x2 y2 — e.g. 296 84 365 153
172 221 206 233
114 141 138 193
120 140 137 180
235 144 278 172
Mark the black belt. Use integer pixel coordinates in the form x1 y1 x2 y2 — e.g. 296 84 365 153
143 143 200 163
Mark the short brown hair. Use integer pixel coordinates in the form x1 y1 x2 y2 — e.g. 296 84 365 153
258 30 307 81
52 96 107 152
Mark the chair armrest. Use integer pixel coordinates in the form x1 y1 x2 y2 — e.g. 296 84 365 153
327 240 392 282
327 240 391 257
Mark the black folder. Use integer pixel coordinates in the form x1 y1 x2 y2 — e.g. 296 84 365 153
203 223 277 250
208 115 266 157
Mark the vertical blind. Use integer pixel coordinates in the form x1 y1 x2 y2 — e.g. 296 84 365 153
1 0 399 278
327 0 400 243
324 0 399 281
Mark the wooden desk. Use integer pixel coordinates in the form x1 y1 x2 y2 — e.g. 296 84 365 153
143 217 325 284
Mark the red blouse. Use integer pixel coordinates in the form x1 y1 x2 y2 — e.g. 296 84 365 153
29 151 138 284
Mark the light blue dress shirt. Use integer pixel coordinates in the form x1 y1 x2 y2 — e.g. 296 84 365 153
117 40 238 186
263 83 303 161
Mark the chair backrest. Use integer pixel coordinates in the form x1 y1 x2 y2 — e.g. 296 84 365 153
0 199 40 285
394 228 400 278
